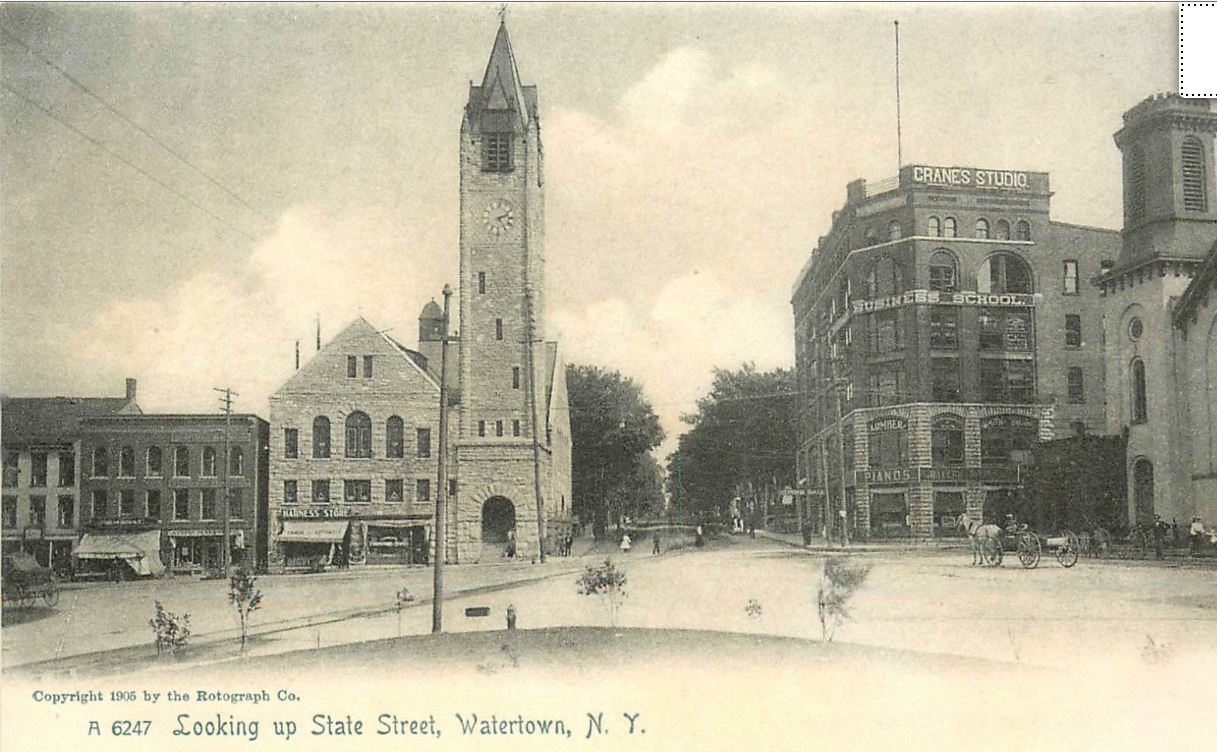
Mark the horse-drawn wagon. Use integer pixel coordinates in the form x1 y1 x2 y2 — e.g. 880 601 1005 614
2 551 61 608
958 514 1080 569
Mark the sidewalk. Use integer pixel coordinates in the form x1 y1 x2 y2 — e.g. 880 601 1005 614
755 529 968 554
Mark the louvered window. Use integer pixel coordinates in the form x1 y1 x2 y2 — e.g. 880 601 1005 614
1182 137 1207 212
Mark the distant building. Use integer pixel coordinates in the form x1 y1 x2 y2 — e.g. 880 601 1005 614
791 165 1118 539
1 379 141 571
77 413 269 575
1095 93 1217 529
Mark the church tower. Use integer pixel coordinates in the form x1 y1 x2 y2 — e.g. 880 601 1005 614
1098 94 1217 528
453 21 571 563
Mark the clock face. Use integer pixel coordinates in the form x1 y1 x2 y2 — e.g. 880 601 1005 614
483 199 515 238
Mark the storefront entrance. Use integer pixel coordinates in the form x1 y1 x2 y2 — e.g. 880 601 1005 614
933 491 966 537
366 524 428 565
869 492 909 537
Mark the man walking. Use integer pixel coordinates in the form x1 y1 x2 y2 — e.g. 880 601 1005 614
652 531 661 555
1153 514 1169 560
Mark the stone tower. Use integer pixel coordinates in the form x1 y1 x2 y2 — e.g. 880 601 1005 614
453 21 569 562
1099 94 1217 527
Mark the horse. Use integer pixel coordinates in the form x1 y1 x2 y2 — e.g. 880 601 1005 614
956 512 1003 565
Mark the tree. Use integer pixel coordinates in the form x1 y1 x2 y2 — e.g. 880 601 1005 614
576 559 628 627
567 365 664 537
228 569 264 651
666 364 797 519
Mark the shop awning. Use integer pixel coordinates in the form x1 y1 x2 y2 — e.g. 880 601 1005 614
279 520 349 543
74 531 165 576
366 519 428 529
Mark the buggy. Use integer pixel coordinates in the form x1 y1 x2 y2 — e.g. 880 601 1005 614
2 552 61 608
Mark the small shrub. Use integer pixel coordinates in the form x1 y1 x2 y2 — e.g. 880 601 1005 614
395 586 416 637
576 559 628 627
745 599 763 619
149 601 191 657
815 556 871 642
228 569 264 651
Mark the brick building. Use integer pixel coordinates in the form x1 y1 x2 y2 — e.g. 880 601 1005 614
1095 93 1217 528
265 21 572 570
77 413 269 575
1 379 141 572
791 165 1119 539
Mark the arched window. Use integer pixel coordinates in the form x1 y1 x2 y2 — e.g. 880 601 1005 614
927 216 941 237
345 411 372 458
146 446 163 477
1131 358 1148 424
929 250 958 292
92 447 108 477
119 447 135 477
1183 137 1208 212
230 447 244 476
975 218 990 239
202 447 218 477
1015 220 1031 241
995 219 1011 240
981 414 1038 466
1128 145 1146 223
386 416 404 458
174 446 190 477
312 416 331 459
888 220 902 241
943 217 957 238
931 415 964 466
978 253 1033 294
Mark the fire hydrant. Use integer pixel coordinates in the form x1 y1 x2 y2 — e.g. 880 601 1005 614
506 604 517 630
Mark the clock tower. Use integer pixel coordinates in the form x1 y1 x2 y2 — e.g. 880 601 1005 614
453 21 570 562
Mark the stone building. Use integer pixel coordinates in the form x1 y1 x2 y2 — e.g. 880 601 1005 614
265 21 572 570
77 413 269 575
1 379 141 572
791 165 1119 539
1095 93 1217 528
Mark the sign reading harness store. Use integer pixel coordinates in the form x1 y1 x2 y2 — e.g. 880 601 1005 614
852 290 1035 315
280 506 360 519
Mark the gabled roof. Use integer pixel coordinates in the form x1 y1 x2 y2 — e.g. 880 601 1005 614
2 395 141 446
1173 238 1217 331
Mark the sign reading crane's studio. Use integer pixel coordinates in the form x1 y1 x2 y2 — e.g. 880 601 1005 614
909 165 1034 191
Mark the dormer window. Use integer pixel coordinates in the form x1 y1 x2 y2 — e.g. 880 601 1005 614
484 132 513 172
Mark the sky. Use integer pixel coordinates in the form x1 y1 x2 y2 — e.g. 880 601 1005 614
0 2 1178 460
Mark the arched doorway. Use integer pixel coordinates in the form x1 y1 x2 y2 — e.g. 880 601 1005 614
1132 458 1154 527
481 496 516 549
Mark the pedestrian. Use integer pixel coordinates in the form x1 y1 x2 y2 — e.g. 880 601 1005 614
1190 516 1205 556
1152 514 1169 560
620 532 631 555
506 528 516 559
652 531 661 555
695 524 705 548
801 523 812 547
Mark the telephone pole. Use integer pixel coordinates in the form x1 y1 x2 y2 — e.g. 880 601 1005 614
830 356 850 548
432 285 452 634
524 286 546 563
214 386 238 572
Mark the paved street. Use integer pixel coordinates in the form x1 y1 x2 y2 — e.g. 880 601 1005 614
5 534 1215 675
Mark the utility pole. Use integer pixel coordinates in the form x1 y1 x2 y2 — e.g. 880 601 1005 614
432 285 452 634
214 387 238 572
819 424 832 541
524 287 546 563
830 356 850 548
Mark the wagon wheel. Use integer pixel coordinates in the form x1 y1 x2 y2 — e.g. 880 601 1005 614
982 537 1003 566
1017 532 1041 568
14 583 35 609
42 583 60 608
1056 532 1080 568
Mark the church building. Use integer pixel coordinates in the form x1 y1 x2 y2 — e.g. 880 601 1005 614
1095 93 1217 529
265 22 572 570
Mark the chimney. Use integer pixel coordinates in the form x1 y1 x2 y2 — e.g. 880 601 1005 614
125 378 138 400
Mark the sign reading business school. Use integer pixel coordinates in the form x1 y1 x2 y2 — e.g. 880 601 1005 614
908 165 1045 193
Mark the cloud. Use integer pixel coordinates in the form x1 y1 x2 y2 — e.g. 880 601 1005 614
64 204 454 414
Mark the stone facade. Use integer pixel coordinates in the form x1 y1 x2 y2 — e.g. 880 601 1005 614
1096 94 1217 528
265 22 573 569
792 162 1107 538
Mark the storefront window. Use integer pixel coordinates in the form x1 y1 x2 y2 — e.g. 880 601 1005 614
933 492 966 537
870 492 909 537
981 414 1038 465
931 415 964 465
